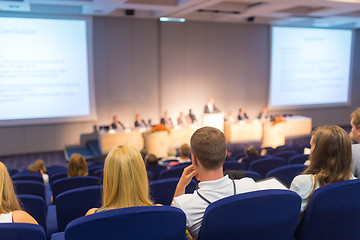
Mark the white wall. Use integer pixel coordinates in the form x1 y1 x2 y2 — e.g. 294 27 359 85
0 17 358 156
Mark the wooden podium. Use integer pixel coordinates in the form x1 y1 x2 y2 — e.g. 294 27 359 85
262 122 286 148
98 130 144 154
144 131 170 158
202 113 224 132
224 121 262 143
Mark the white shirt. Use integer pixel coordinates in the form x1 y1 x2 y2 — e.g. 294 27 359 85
0 212 13 223
207 103 214 113
172 175 259 239
352 144 360 177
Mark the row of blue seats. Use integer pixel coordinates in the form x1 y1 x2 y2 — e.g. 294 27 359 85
4 178 360 240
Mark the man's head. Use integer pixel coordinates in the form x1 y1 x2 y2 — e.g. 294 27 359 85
113 116 118 122
179 143 191 159
190 127 226 170
350 108 360 142
208 97 214 104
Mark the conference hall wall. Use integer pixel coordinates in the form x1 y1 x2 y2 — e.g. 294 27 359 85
0 17 359 156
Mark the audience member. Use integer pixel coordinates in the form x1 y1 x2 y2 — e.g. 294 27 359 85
257 107 269 121
188 109 197 124
134 114 147 128
111 116 125 130
237 108 249 121
35 159 49 185
350 108 360 177
290 125 353 212
238 146 259 162
160 111 173 128
145 154 158 166
172 127 259 239
140 148 148 161
204 97 220 113
86 145 153 215
161 147 180 163
68 154 88 177
178 144 191 163
0 162 38 224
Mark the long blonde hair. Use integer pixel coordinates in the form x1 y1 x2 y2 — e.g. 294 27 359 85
304 125 352 199
68 154 88 177
0 162 21 214
100 145 152 211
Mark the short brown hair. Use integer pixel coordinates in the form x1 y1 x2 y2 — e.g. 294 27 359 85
190 127 226 170
146 154 158 165
68 154 88 177
179 144 191 158
350 108 360 130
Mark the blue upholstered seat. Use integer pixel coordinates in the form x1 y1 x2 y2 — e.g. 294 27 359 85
266 164 307 187
198 189 301 240
0 223 46 240
52 176 100 200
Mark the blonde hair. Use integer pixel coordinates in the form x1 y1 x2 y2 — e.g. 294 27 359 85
0 162 21 214
304 126 352 200
27 164 40 173
34 159 47 173
68 154 88 177
100 145 152 211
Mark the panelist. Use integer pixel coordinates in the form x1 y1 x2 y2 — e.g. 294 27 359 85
160 111 173 128
177 112 190 127
257 107 270 121
134 114 147 128
188 109 197 124
111 116 125 130
204 97 220 113
226 111 236 123
238 108 249 121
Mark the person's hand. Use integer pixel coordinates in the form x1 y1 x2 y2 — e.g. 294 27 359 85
173 165 197 198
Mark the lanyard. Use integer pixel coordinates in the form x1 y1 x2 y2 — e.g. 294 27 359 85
196 180 237 205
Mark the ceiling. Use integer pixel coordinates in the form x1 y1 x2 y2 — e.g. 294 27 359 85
1 0 360 28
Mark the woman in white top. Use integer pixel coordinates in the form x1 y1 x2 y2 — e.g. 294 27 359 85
290 125 353 212
0 162 38 224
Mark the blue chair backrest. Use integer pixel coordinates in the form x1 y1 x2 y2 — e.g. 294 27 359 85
17 194 47 231
198 189 301 240
274 145 298 153
47 166 67 176
149 178 197 205
93 169 103 179
288 154 309 165
231 151 245 161
223 162 245 171
49 171 68 185
52 176 100 200
272 151 298 161
159 166 186 179
0 223 46 240
146 165 167 180
241 156 258 170
13 180 45 200
244 171 262 181
88 164 103 176
249 157 287 178
64 206 186 240
173 162 192 168
56 185 102 232
266 164 307 187
295 179 360 240
12 172 43 183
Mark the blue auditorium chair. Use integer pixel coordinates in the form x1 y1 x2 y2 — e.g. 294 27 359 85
146 164 167 180
12 172 44 183
51 206 186 240
272 150 298 161
55 185 102 232
159 166 186 179
241 156 258 170
273 145 298 153
0 223 46 240
14 180 45 200
198 189 301 240
244 171 262 181
17 194 47 232
288 154 309 165
295 179 360 240
52 176 100 200
149 178 197 205
266 164 307 187
47 166 67 176
49 171 68 186
223 162 245 171
249 157 287 178
93 169 103 179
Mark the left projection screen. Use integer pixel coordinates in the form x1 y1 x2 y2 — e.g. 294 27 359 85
0 16 96 126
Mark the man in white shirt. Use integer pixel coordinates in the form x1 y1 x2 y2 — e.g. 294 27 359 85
350 108 360 177
204 97 220 113
172 127 259 239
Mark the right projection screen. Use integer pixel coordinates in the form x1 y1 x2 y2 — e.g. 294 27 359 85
269 26 353 109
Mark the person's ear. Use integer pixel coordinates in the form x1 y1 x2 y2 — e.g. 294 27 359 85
192 154 197 166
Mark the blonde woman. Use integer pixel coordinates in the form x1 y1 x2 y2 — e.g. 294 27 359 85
0 162 38 224
86 145 153 215
290 125 353 211
68 154 88 177
34 159 49 185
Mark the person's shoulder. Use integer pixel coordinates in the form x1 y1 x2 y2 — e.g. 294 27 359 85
290 174 313 189
12 210 38 224
173 192 196 208
86 208 98 216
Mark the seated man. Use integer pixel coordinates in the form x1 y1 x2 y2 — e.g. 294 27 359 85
237 108 249 121
172 127 259 239
111 116 125 130
134 114 147 128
